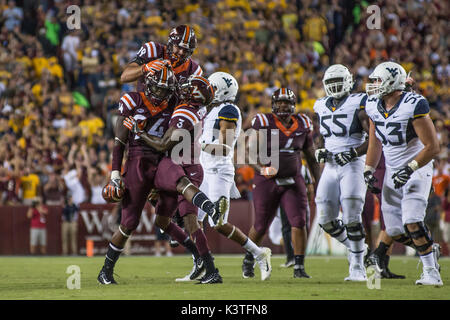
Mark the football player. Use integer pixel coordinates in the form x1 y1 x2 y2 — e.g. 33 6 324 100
120 24 202 88
313 64 370 281
364 61 443 286
124 74 226 284
243 88 320 279
187 72 272 282
98 65 225 285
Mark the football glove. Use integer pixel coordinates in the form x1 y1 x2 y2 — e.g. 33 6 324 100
392 165 415 189
123 116 144 135
364 170 381 194
102 173 124 203
334 148 358 166
141 59 166 75
315 148 330 163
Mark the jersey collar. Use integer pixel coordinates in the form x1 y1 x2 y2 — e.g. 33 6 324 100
139 92 169 116
273 114 298 137
377 92 406 119
325 94 350 112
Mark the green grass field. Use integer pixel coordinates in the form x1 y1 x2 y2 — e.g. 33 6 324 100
0 255 448 300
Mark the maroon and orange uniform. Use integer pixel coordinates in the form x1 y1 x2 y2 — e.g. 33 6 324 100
251 112 314 234
132 41 203 91
117 91 177 230
154 103 207 218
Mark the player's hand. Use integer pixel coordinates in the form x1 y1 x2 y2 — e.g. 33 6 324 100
364 170 381 194
141 59 166 75
147 188 160 207
405 76 416 92
123 116 144 135
334 148 358 166
315 148 330 163
102 175 124 203
260 166 277 178
392 166 414 189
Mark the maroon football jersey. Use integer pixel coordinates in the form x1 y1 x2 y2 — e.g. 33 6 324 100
133 41 203 91
251 113 314 178
118 91 177 160
168 103 207 165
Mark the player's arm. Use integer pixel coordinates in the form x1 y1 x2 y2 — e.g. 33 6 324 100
102 114 128 203
391 99 439 189
135 126 180 153
120 42 166 83
363 119 382 193
202 120 236 157
302 129 321 185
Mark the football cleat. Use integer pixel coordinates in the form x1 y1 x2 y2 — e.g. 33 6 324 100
242 257 255 278
175 258 205 282
256 247 272 281
294 265 311 278
415 267 443 286
211 196 228 226
345 264 367 282
97 267 117 285
280 258 295 268
381 255 405 279
169 239 180 248
197 268 223 284
365 252 383 274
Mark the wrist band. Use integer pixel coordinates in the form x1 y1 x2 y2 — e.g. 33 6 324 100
364 165 375 173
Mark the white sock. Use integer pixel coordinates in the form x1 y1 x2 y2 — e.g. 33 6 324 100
335 231 351 250
243 238 263 258
420 251 435 269
349 239 365 266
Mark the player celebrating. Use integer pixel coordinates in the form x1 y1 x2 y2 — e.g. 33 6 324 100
243 87 320 279
124 74 226 284
121 24 202 88
313 64 370 281
176 72 270 282
98 65 225 285
364 61 443 286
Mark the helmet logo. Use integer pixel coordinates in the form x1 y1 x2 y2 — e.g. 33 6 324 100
222 77 232 88
192 86 205 102
386 67 398 77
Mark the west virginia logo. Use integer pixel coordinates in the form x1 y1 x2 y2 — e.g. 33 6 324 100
222 77 233 88
386 67 398 77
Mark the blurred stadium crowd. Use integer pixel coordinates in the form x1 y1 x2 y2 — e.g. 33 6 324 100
0 0 448 232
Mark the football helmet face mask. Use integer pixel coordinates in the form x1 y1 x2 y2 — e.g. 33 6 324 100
167 25 197 64
207 72 239 104
366 61 407 98
272 88 296 120
323 64 354 99
179 75 215 107
144 64 177 106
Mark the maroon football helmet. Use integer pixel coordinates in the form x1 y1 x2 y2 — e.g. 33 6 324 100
167 25 197 64
272 87 296 120
179 75 215 107
144 63 177 106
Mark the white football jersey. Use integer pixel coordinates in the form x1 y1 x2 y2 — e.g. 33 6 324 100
365 91 430 170
200 102 242 173
313 93 367 154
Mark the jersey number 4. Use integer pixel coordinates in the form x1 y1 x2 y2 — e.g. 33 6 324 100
374 121 403 146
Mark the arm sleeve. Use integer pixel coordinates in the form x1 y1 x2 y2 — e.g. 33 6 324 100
218 105 240 123
413 99 430 118
360 94 368 110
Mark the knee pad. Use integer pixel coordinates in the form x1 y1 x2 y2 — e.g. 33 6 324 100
345 222 365 241
319 219 346 238
404 222 433 252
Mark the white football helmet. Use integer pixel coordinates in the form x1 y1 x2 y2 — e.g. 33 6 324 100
366 61 406 98
322 64 354 99
207 72 239 104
